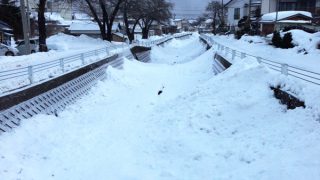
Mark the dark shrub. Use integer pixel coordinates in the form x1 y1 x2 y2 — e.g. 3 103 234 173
235 30 244 40
272 31 282 48
282 32 294 49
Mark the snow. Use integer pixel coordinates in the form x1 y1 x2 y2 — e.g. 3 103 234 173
68 21 119 31
0 33 320 179
0 33 112 70
0 33 126 94
209 31 320 73
261 11 313 22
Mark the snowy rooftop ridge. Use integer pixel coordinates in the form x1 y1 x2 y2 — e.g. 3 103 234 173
261 11 313 22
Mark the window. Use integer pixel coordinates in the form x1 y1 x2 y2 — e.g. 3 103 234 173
234 8 240 20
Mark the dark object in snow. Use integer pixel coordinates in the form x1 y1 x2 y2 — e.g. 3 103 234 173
158 86 164 95
235 30 244 40
54 110 59 117
317 42 320 50
271 86 305 110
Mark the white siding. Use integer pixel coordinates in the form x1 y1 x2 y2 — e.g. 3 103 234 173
261 0 277 14
226 0 249 27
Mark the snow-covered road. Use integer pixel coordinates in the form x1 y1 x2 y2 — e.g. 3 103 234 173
1 34 320 180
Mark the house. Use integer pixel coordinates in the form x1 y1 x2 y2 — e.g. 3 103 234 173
198 19 213 33
260 11 313 35
225 0 262 31
173 19 183 33
261 0 320 24
68 21 125 41
0 21 13 45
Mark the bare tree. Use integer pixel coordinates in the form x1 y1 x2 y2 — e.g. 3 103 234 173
138 0 172 39
38 0 47 52
78 0 125 41
206 1 223 35
122 0 142 43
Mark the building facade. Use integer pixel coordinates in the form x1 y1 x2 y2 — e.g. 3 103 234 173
261 0 320 22
225 0 262 30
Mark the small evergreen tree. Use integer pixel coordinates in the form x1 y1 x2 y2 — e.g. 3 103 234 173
272 31 282 48
282 32 294 49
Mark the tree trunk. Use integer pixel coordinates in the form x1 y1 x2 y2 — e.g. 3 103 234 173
123 4 134 43
106 23 113 41
142 27 149 39
212 12 217 35
100 27 107 40
38 0 47 52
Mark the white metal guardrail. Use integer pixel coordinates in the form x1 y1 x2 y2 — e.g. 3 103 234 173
134 32 193 47
0 44 127 95
200 34 320 86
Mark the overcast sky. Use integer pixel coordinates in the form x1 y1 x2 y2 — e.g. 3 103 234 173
168 0 213 19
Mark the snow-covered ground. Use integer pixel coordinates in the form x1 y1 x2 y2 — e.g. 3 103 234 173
209 30 320 73
0 34 320 180
0 34 116 70
0 34 128 94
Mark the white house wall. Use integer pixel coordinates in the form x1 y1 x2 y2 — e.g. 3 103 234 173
226 0 249 27
261 0 277 14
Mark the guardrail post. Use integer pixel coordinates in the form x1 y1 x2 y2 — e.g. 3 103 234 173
256 57 262 64
28 66 33 84
281 64 289 76
241 52 246 59
81 53 85 65
225 47 229 55
60 58 64 73
232 50 236 60
107 47 111 55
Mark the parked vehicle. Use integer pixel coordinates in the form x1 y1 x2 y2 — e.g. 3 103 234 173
16 38 39 54
0 43 19 56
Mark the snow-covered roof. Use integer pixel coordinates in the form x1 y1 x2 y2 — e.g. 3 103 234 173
73 13 93 20
205 19 213 24
278 20 312 24
69 21 119 31
261 11 313 22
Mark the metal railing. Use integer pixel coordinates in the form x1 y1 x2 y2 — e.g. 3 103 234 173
200 34 320 86
0 44 127 95
134 32 193 47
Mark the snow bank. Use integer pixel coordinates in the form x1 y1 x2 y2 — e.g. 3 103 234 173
0 33 112 70
0 34 319 179
150 34 206 64
210 32 320 73
283 30 320 53
47 33 110 51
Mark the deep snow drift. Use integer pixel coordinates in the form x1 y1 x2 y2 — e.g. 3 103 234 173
0 34 320 180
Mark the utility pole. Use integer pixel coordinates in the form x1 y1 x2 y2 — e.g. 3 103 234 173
274 0 279 31
248 0 252 19
20 0 31 55
26 0 31 37
221 0 224 25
